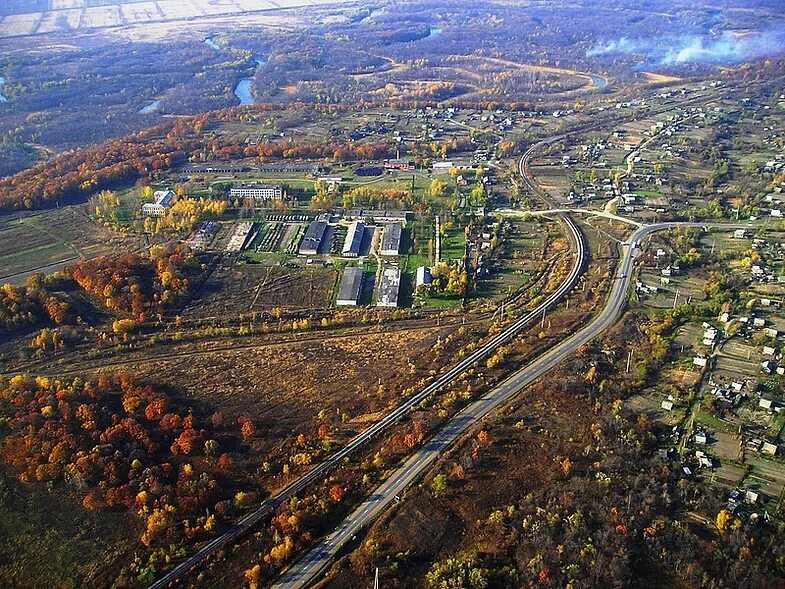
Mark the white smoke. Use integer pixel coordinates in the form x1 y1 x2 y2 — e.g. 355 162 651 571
587 27 785 66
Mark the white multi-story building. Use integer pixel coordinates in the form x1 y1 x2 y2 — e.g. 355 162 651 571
141 189 175 217
228 184 283 203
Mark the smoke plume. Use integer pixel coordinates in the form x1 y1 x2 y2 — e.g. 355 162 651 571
587 27 785 66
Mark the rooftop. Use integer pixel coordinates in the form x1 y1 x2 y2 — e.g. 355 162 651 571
377 266 401 307
380 223 402 255
337 267 364 305
299 221 328 254
343 221 365 256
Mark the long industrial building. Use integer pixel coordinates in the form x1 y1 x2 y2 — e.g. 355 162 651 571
336 267 364 306
380 223 402 256
342 221 365 257
376 266 401 308
298 221 328 256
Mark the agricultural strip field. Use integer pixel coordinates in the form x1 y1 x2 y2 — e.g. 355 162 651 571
0 206 129 283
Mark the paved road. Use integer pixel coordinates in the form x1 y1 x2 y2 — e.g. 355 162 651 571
147 215 586 589
497 207 643 228
270 220 750 589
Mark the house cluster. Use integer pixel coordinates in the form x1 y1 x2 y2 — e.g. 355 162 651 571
725 488 762 520
141 189 175 217
745 435 780 457
349 121 391 141
635 279 660 297
763 155 784 176
706 377 755 409
711 311 781 369
690 323 722 368
660 261 681 281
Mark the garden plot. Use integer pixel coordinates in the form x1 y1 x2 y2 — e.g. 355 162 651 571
0 207 131 284
639 272 707 309
50 0 82 8
744 455 785 501
714 338 763 380
708 429 743 463
626 393 684 427
531 163 573 202
156 0 205 20
199 0 243 16
247 266 337 310
674 322 705 351
714 462 747 487
664 365 702 390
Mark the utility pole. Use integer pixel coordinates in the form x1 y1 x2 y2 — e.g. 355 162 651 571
626 350 633 373
541 307 546 329
673 287 680 309
374 567 380 589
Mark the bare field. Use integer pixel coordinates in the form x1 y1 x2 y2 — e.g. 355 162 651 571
0 0 357 38
182 260 338 318
118 327 463 486
0 206 145 284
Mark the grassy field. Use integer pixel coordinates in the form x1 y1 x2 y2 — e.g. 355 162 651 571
0 207 126 282
0 470 137 589
440 228 466 261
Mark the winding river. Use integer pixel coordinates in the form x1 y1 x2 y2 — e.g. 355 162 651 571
234 56 266 106
425 27 443 40
138 100 160 114
590 74 609 89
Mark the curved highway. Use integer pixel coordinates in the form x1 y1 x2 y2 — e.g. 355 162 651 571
270 219 750 589
148 214 586 588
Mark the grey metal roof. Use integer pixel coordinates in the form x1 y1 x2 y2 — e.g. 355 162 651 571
337 267 364 304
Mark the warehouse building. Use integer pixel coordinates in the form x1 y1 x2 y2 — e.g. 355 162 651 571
299 221 328 255
344 209 411 224
377 266 401 308
342 221 365 257
258 163 321 174
336 267 364 306
184 164 248 174
380 223 402 256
